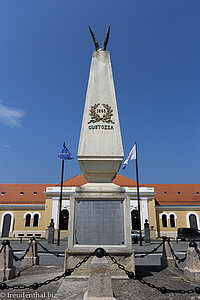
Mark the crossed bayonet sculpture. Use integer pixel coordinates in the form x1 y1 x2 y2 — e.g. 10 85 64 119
89 25 110 51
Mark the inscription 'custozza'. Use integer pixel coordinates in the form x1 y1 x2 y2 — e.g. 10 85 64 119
88 124 114 130
88 103 115 130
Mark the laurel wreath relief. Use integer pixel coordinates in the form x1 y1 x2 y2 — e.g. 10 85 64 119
88 103 115 124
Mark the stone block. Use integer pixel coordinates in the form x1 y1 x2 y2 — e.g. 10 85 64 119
21 240 39 268
160 239 177 267
0 245 16 281
184 246 200 282
83 256 116 300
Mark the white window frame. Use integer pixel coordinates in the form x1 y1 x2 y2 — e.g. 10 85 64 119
186 212 200 229
0 211 15 233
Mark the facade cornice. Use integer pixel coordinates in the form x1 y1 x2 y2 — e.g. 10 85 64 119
156 205 200 211
0 205 45 210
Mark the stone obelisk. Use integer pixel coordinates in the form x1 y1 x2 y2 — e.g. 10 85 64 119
65 26 134 277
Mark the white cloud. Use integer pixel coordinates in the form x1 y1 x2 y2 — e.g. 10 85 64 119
0 143 10 148
0 101 25 128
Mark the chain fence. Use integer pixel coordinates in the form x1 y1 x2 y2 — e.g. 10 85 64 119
136 240 164 258
12 240 33 262
33 238 64 257
1 240 200 295
166 238 187 264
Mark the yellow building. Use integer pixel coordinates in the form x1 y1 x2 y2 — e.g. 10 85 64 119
0 175 199 239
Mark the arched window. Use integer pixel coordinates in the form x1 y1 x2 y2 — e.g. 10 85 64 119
189 214 198 229
25 214 31 227
60 210 69 230
33 214 39 227
2 214 11 237
170 214 175 227
131 210 139 230
162 214 167 227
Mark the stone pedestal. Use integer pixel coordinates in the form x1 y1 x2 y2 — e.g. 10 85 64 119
83 256 116 300
0 245 16 281
65 183 134 277
21 240 39 268
144 219 151 243
48 219 55 244
160 239 176 267
184 244 200 282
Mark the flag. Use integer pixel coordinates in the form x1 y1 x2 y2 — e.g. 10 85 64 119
122 144 136 169
58 144 73 160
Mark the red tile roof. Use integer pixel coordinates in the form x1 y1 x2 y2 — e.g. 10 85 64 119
0 184 50 205
0 176 199 206
56 174 138 187
145 184 200 205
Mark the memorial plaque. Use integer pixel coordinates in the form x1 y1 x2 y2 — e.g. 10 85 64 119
74 200 124 245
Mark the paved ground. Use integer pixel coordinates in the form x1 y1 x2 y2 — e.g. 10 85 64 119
0 239 200 300
1 265 200 300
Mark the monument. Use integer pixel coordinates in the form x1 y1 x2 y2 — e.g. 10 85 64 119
65 26 134 277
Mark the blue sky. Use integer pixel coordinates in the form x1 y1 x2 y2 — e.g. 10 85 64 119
0 0 199 184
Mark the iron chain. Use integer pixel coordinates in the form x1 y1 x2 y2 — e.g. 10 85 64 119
1 243 200 295
12 241 33 262
71 253 93 271
35 239 64 257
1 251 92 290
107 252 199 295
137 241 164 258
167 239 187 264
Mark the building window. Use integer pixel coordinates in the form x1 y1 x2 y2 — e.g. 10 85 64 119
20 192 24 195
60 210 69 230
1 192 5 195
195 192 199 195
162 214 167 227
176 192 180 195
163 192 167 195
33 214 39 227
170 214 175 227
25 214 31 227
33 192 37 195
189 214 198 229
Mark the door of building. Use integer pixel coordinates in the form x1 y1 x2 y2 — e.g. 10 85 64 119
189 214 198 229
131 210 139 230
2 214 11 237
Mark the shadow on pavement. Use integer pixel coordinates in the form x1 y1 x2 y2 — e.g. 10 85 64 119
136 265 165 278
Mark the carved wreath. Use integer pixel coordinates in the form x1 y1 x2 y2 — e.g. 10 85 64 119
88 103 115 124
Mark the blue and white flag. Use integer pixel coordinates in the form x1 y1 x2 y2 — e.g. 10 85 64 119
58 144 73 160
122 144 136 169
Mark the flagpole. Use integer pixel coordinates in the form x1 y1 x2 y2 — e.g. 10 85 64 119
135 141 142 246
57 142 65 246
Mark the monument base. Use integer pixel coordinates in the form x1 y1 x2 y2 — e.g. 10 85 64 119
66 183 134 278
65 250 135 278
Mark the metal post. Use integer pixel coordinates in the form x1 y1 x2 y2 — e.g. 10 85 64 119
57 145 65 246
135 142 142 246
